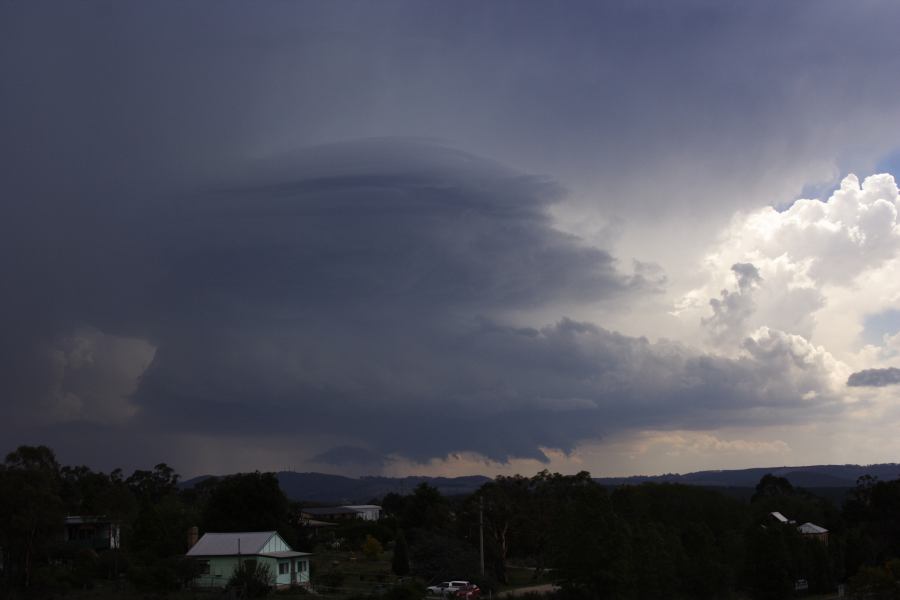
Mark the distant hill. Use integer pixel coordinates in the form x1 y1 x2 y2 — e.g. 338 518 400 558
181 472 492 503
594 463 900 489
180 463 900 502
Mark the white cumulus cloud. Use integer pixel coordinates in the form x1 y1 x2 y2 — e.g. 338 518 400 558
681 173 900 362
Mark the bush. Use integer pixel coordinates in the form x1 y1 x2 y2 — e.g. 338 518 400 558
362 534 384 560
317 571 346 594
848 563 900 600
228 561 274 598
96 549 128 580
382 580 427 600
127 561 181 592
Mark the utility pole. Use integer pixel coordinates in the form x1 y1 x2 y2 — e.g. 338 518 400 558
479 495 485 576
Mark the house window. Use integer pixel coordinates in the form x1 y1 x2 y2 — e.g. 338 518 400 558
197 560 210 575
279 562 289 575
297 560 306 572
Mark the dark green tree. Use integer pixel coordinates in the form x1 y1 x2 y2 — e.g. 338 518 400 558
392 529 410 576
474 475 531 583
751 474 795 502
548 472 632 599
408 529 480 581
201 472 293 544
402 483 451 532
744 524 794 600
126 463 179 504
0 445 65 587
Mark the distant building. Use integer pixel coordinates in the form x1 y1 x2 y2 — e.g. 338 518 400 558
343 505 382 521
797 522 829 544
300 504 381 522
186 531 311 589
769 511 795 525
769 511 829 544
64 516 121 551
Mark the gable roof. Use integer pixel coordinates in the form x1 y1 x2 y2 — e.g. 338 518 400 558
797 522 828 534
187 531 278 556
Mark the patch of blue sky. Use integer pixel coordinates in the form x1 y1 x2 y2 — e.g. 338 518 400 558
778 147 900 213
862 308 900 346
874 147 900 177
773 176 837 213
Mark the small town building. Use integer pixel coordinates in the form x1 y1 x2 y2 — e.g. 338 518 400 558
768 511 829 544
769 511 792 525
186 531 311 589
64 516 121 551
797 522 829 544
298 518 338 539
300 504 381 522
344 505 382 521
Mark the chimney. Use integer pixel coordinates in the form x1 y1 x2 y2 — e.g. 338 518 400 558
187 526 199 550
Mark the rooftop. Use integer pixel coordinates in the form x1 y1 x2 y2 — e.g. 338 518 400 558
798 522 828 534
187 531 277 557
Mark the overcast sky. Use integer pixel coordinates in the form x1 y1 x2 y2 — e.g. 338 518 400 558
4 1 900 478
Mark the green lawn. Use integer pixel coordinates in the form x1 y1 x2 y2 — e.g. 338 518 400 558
498 565 551 592
311 546 403 598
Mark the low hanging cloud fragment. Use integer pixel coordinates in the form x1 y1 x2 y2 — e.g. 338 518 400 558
702 263 762 346
847 367 900 387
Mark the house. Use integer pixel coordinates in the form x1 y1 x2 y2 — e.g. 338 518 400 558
186 531 311 589
300 504 382 522
768 512 829 544
797 522 829 544
64 516 121 551
344 505 382 521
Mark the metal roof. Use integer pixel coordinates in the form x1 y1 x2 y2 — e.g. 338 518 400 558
260 551 311 559
186 531 277 557
797 522 828 534
299 518 338 528
770 511 789 523
65 515 115 524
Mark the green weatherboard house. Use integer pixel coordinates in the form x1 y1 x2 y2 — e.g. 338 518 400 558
186 531 311 589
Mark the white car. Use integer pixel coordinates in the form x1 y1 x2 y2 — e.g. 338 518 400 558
427 581 470 596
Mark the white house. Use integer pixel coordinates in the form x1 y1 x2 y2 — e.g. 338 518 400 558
344 505 382 521
186 531 311 589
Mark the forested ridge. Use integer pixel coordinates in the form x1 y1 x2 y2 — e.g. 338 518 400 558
2 445 900 599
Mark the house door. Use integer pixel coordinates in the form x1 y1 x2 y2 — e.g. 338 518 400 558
291 560 297 585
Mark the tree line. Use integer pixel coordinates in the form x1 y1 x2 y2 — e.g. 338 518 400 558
0 445 297 594
2 444 900 599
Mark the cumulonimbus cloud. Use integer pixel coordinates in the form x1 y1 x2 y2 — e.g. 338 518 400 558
0 139 853 467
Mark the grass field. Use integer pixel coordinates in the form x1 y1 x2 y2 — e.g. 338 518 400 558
311 546 405 598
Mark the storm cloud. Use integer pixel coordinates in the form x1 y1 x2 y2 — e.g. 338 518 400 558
0 139 846 468
4 1 900 475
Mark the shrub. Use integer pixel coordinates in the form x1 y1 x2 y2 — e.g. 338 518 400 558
362 534 384 560
228 561 274 598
